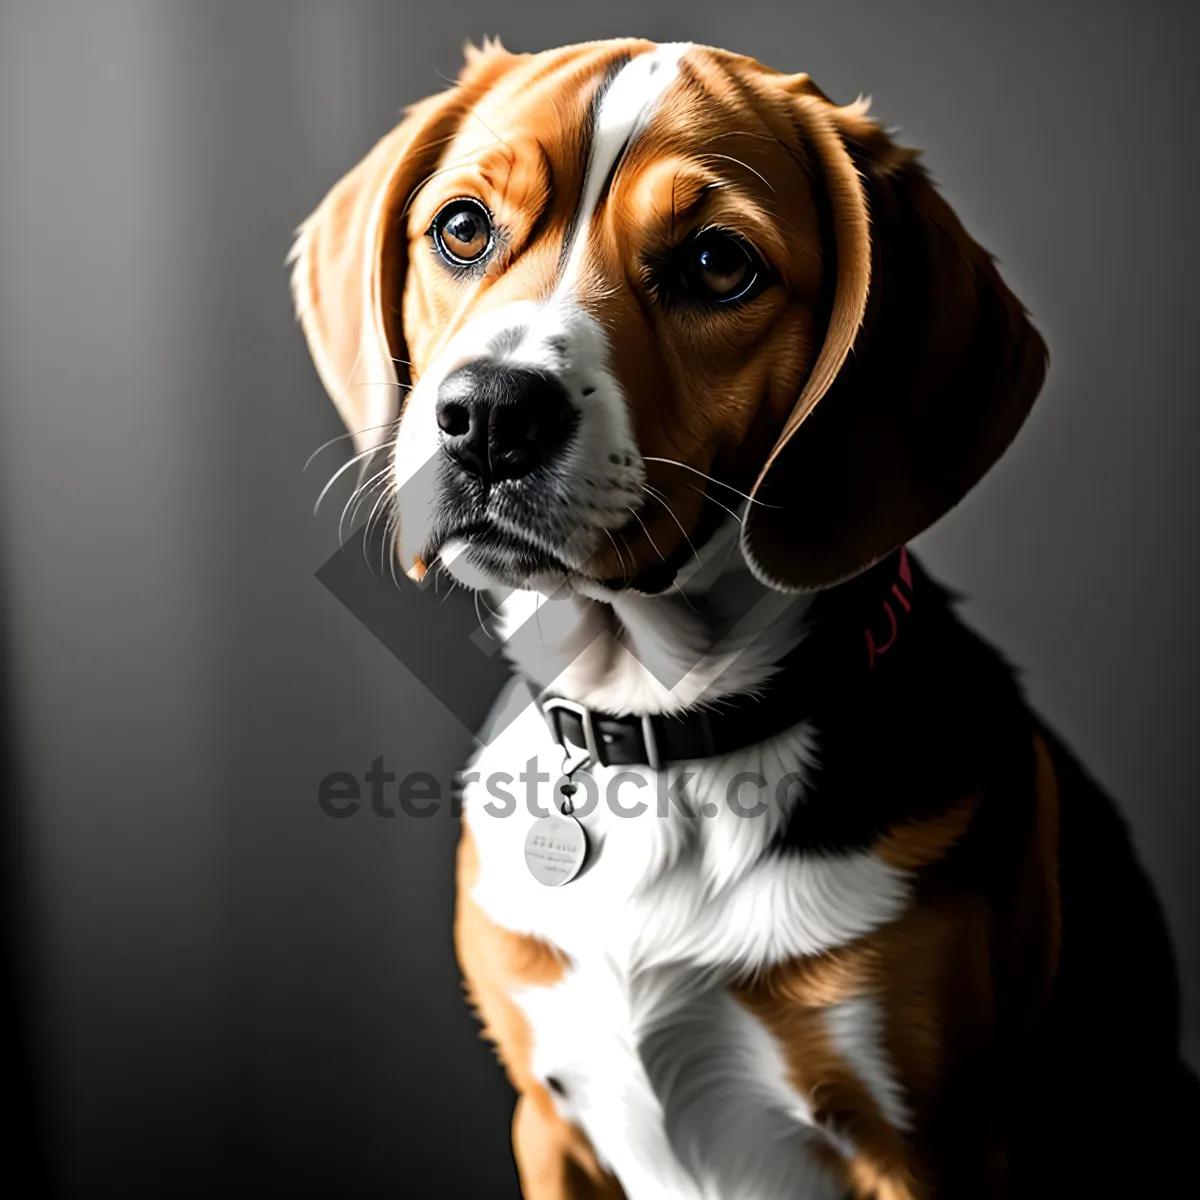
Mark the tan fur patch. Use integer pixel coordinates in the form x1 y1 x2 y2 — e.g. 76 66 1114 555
736 892 997 1199
873 798 980 871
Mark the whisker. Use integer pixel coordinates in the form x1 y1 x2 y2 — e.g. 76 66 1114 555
375 506 390 581
344 462 391 523
385 514 404 591
314 441 394 515
700 151 777 194
368 488 396 541
670 579 698 612
465 109 515 160
338 459 394 546
627 507 665 563
683 481 743 527
644 485 702 573
304 420 398 471
401 128 469 159
473 589 495 639
402 146 505 219
618 532 636 583
697 129 777 145
642 456 778 508
602 528 630 583
361 481 398 570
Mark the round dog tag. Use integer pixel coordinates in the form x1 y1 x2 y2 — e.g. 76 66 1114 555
524 782 589 887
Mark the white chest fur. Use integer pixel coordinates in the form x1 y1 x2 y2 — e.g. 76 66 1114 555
461 683 912 1198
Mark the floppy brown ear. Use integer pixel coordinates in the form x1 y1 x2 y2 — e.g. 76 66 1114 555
741 87 1048 590
289 46 516 455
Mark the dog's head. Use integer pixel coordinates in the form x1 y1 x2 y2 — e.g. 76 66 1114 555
292 39 1046 594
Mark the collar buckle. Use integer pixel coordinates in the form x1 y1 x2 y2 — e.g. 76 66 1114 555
541 697 662 772
541 697 600 771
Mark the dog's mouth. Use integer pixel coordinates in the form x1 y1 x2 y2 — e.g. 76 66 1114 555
428 487 730 595
429 520 578 589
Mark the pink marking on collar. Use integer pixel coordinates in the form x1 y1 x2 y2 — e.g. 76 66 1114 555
865 546 915 668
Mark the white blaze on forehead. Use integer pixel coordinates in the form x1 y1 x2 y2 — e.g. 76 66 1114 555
556 42 691 295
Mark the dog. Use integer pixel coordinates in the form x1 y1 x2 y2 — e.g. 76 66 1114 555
292 38 1198 1198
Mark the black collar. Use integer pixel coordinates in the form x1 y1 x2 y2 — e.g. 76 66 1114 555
538 548 921 770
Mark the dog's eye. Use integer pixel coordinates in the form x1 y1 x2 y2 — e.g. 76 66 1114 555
682 231 761 304
431 199 493 267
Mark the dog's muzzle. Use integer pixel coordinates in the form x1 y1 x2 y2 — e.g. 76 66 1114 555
436 360 578 483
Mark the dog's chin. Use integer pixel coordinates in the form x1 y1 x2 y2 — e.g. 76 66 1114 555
432 527 660 597
434 528 581 594
434 539 690 602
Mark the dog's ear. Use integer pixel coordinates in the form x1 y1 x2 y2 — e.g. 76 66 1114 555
289 45 516 456
742 81 1048 590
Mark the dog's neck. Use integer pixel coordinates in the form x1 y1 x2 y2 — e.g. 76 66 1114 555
491 522 816 717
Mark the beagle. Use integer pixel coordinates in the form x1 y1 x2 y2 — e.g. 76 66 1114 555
292 38 1198 1198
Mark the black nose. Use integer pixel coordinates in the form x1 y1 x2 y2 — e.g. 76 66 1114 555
436 362 576 481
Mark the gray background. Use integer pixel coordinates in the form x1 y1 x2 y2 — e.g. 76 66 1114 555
1 0 1197 1195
